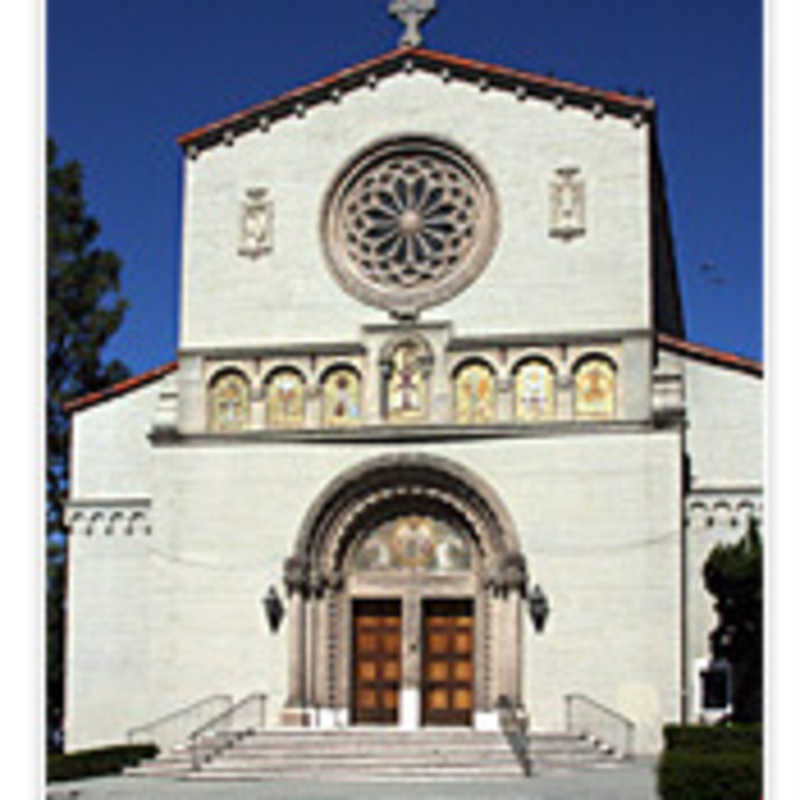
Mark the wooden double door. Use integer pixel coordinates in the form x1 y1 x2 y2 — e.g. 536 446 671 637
351 598 474 726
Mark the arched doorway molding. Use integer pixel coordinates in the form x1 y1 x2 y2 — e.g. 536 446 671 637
281 453 528 729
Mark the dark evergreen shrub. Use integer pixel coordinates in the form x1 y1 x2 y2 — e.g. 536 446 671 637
657 750 762 800
658 725 762 800
47 743 158 782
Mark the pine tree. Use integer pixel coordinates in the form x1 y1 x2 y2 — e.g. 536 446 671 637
47 138 130 750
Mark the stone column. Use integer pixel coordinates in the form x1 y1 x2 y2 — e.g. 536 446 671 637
496 377 514 423
249 384 265 431
556 373 573 421
401 591 422 728
306 384 322 428
285 589 306 709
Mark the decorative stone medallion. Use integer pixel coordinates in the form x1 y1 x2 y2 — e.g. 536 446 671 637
322 137 499 319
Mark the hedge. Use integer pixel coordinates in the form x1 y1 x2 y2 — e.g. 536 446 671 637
47 743 159 783
663 723 762 753
658 750 762 800
658 725 762 800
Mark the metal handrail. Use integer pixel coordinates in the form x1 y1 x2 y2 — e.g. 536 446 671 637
564 693 635 758
126 694 234 745
498 697 532 776
188 692 268 770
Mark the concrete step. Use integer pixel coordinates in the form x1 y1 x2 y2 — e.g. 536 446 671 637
126 728 619 781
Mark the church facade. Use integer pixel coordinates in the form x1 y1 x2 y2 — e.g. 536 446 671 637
63 46 762 756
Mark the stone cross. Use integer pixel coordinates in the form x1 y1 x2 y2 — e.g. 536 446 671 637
388 0 437 48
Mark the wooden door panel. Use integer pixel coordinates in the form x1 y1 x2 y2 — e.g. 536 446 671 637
422 599 474 726
352 599 402 724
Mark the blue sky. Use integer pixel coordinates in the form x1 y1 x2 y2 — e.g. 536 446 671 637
47 0 763 374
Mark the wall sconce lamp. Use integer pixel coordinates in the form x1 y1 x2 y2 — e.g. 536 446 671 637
527 584 550 633
262 586 285 633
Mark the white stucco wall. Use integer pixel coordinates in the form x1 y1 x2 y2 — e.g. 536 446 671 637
67 419 681 753
181 70 650 348
680 356 763 488
70 379 163 498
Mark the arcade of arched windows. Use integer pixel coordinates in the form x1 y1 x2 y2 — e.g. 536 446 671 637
203 346 621 432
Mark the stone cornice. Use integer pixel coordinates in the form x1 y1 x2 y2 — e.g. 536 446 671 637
149 419 668 447
64 498 152 536
177 47 654 157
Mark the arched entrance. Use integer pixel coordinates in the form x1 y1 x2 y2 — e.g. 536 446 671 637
281 454 528 729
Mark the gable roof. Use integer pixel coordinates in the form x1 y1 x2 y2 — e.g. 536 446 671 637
177 47 654 154
63 360 178 414
657 333 762 377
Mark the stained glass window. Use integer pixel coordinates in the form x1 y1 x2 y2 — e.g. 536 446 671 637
323 368 361 427
514 360 555 422
209 372 250 432
574 358 616 420
266 369 305 428
353 515 471 572
454 362 495 424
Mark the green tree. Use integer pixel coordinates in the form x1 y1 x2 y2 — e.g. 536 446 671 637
703 517 763 722
47 138 130 751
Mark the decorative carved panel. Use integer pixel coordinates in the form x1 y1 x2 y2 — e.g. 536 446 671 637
238 187 274 257
549 167 586 241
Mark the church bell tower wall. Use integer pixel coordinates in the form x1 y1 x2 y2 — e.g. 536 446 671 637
179 70 651 350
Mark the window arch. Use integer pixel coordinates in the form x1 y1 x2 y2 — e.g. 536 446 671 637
208 370 250 432
513 358 556 422
322 366 361 427
265 367 306 429
573 355 616 420
453 360 496 424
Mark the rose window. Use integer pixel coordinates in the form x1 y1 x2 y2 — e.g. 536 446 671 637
322 138 498 318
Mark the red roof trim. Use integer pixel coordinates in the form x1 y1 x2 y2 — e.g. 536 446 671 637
63 361 178 413
657 333 763 376
177 47 654 148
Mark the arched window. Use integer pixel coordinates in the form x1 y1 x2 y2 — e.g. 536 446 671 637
454 361 495 424
209 371 250 432
322 367 361 427
385 340 429 423
514 359 555 422
266 368 305 429
573 357 616 420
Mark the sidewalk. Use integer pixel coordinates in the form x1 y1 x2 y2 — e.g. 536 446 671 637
46 758 659 800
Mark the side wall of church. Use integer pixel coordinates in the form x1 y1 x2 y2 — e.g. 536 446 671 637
180 70 650 349
66 382 163 751
70 380 162 497
675 355 763 721
681 357 763 489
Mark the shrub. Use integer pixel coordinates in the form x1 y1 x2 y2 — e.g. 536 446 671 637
663 723 762 753
658 725 762 800
47 743 158 782
657 750 762 800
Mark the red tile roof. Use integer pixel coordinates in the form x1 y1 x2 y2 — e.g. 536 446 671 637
177 47 654 150
63 361 178 413
657 333 763 376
